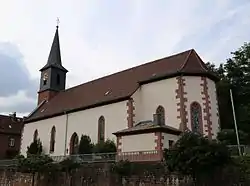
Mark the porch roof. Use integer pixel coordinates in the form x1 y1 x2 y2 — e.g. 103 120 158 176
113 120 182 136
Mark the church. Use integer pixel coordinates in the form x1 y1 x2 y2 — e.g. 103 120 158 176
20 26 220 161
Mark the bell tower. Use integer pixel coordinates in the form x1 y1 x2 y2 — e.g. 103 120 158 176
38 24 68 105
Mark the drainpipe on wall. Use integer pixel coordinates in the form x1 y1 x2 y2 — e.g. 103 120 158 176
64 111 69 156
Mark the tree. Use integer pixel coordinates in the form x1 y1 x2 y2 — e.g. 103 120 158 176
17 154 54 186
78 135 93 154
27 139 43 155
223 43 250 134
205 43 250 136
217 129 249 145
164 131 231 183
93 139 117 153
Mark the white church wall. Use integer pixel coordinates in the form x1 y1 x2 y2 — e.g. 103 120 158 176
21 101 128 156
121 133 156 152
184 76 204 132
162 133 179 149
184 76 220 138
207 78 220 137
132 78 179 129
21 115 67 156
66 101 128 150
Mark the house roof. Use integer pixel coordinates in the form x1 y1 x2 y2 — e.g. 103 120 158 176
25 49 218 123
113 120 182 136
0 114 23 135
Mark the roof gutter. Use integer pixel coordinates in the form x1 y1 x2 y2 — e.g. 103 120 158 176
138 72 219 85
24 96 130 124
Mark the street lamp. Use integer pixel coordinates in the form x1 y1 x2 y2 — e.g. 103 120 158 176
229 79 242 156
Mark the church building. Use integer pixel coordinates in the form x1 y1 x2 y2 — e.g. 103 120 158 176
20 26 220 161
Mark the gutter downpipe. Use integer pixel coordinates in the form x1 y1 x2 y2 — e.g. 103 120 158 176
64 111 69 156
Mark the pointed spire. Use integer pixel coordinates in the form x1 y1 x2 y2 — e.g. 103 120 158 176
40 24 68 72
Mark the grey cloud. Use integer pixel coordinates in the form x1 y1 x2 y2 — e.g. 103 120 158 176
0 42 38 114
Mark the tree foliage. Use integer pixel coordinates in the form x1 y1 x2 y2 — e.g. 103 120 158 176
27 139 43 155
16 154 53 173
78 135 94 154
207 42 250 140
217 129 249 145
164 131 231 182
93 139 117 153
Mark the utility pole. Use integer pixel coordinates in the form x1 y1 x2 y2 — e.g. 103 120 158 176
229 86 242 156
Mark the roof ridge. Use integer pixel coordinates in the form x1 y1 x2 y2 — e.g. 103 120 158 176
192 50 209 71
63 49 193 92
27 100 46 118
0 114 22 119
178 49 193 72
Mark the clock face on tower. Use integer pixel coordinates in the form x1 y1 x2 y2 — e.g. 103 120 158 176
43 73 49 81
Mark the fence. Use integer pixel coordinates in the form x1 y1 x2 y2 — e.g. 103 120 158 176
0 150 161 168
0 146 249 168
228 145 250 156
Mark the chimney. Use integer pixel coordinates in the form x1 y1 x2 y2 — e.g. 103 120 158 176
9 112 17 122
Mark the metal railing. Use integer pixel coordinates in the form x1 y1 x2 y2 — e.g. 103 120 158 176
51 152 117 163
0 150 161 167
228 145 250 156
0 146 249 168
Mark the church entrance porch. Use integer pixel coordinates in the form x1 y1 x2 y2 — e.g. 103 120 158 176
113 120 181 162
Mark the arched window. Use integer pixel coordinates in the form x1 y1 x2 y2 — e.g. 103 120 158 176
70 132 79 155
98 116 105 143
190 102 203 134
50 126 56 153
33 129 38 142
156 106 165 125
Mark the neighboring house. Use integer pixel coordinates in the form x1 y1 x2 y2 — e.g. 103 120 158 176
0 113 23 159
20 26 220 161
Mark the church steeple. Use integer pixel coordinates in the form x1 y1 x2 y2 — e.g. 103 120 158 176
38 24 68 105
40 26 67 72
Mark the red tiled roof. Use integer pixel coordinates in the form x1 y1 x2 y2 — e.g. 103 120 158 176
26 49 218 123
0 115 23 134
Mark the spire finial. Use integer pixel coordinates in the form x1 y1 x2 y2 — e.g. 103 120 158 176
56 17 60 28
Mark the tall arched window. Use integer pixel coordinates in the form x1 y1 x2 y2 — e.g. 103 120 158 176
50 126 56 153
33 129 38 142
190 102 203 134
70 132 79 155
98 116 105 143
156 106 165 125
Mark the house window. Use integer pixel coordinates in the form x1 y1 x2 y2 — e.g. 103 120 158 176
190 102 203 134
156 106 165 125
98 116 105 143
70 132 79 155
33 129 38 142
169 140 174 149
50 126 56 153
9 138 15 147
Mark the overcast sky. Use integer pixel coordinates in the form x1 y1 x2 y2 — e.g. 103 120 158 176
0 0 250 117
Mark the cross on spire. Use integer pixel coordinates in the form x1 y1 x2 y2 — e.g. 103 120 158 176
56 17 60 28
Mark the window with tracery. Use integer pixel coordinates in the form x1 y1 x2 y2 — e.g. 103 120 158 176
156 106 165 125
70 132 79 155
98 116 105 143
33 129 38 142
190 102 203 133
50 126 56 153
